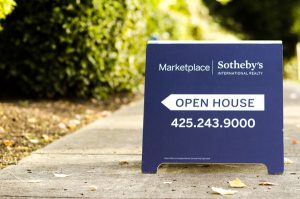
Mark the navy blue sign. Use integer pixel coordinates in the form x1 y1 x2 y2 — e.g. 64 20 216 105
142 41 283 174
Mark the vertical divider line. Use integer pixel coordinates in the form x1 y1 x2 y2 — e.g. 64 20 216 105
212 60 214 75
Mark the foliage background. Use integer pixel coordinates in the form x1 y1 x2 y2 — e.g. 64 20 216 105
0 0 237 98
0 0 299 98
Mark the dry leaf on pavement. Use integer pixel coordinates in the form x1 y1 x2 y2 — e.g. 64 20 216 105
284 157 293 165
259 181 277 186
119 161 129 166
229 178 247 188
211 187 238 195
291 138 298 145
53 173 70 178
89 185 98 191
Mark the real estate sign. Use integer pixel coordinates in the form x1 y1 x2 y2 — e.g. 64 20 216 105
142 41 283 174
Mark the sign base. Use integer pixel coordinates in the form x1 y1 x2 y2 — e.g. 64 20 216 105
142 161 283 175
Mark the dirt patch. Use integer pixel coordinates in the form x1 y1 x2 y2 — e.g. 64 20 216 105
0 94 140 169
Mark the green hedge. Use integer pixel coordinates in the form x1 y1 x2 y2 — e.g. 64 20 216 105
0 0 209 98
0 0 147 98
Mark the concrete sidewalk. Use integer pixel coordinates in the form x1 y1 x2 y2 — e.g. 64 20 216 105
0 81 300 198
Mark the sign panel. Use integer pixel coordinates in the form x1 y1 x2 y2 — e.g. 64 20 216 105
142 41 283 174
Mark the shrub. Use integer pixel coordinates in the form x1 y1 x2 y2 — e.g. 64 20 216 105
0 0 215 98
0 0 147 98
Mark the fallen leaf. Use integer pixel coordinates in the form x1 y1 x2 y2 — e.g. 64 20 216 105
284 157 293 165
53 173 70 178
42 134 49 141
229 178 247 188
58 122 66 129
163 181 172 184
29 139 39 144
291 138 298 145
119 161 129 166
3 139 14 147
211 187 238 195
89 185 98 191
0 126 5 133
259 181 277 186
27 118 37 123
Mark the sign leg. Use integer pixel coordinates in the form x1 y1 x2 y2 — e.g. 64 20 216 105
142 160 159 174
265 162 284 175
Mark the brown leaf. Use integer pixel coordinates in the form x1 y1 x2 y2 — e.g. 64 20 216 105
119 161 129 166
291 138 298 145
3 139 14 147
89 185 98 191
229 178 247 188
259 181 277 186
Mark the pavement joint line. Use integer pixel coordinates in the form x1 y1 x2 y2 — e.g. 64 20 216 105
33 153 142 155
31 153 300 157
0 196 91 199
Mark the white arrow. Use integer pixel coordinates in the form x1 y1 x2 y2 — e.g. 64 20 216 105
161 94 264 111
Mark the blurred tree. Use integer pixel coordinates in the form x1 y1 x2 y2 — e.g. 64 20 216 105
0 0 15 19
0 0 15 30
292 2 300 38
203 0 299 58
